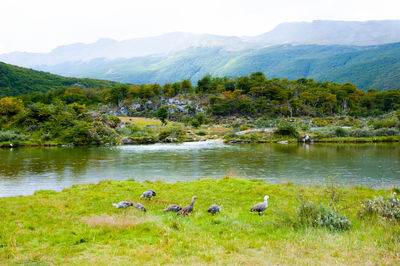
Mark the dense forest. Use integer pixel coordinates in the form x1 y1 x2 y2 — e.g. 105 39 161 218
0 62 119 97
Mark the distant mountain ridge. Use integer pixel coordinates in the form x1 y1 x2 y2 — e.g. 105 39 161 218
1 20 400 91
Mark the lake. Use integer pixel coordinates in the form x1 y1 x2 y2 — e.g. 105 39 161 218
1 140 399 197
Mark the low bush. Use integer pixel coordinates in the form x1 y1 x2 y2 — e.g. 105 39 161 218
374 127 399 136
296 201 351 231
348 128 374 137
359 193 400 222
0 130 29 142
274 122 299 137
334 127 348 137
373 118 397 129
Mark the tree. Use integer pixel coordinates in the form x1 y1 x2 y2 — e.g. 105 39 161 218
156 106 169 125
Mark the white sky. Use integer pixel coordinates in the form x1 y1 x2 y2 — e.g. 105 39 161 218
0 0 399 54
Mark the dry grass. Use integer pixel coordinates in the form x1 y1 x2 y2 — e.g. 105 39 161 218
118 116 165 126
82 213 154 229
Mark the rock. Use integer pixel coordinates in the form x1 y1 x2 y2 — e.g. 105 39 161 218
121 137 133 144
277 140 288 144
165 136 178 143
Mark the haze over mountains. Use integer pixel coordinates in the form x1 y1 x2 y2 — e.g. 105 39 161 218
1 20 400 90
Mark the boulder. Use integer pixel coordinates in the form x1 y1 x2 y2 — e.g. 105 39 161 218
121 137 133 145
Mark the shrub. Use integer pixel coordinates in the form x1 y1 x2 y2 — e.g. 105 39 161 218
348 128 373 137
197 130 207 136
157 129 170 141
359 193 400 222
274 122 299 137
190 120 200 128
334 127 348 137
108 116 121 128
373 118 397 129
0 130 29 142
296 201 351 231
374 128 399 136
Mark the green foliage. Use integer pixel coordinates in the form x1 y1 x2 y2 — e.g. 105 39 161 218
274 122 299 137
373 127 399 136
0 62 119 97
373 118 397 129
359 193 400 222
334 127 348 137
296 201 351 231
156 106 169 125
0 130 28 142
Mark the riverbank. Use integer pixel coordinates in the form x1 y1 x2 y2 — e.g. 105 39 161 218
0 178 398 264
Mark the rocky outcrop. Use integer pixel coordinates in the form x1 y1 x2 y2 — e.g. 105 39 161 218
121 137 133 144
110 97 204 117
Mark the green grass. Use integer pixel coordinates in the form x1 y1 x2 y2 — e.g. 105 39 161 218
0 178 399 264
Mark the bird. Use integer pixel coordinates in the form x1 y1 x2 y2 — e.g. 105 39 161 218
177 196 197 216
140 189 156 200
250 195 269 216
112 201 133 209
163 204 182 212
134 203 147 212
207 204 221 215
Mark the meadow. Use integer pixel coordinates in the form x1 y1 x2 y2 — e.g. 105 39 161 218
0 178 399 265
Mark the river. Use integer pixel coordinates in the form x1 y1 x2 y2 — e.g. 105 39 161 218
1 140 399 197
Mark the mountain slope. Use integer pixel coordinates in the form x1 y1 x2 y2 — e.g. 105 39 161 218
0 62 120 97
1 20 400 68
32 43 400 91
246 20 400 45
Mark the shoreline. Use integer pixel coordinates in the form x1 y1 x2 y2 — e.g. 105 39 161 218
1 135 400 148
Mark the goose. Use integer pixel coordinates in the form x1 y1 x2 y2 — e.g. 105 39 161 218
250 195 269 216
140 189 156 200
134 203 147 212
177 196 197 216
207 204 220 215
112 201 133 209
163 204 182 212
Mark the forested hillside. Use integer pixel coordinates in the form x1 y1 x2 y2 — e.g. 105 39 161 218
31 43 400 91
0 62 120 97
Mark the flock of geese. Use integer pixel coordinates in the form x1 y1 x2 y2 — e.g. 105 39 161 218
113 189 269 216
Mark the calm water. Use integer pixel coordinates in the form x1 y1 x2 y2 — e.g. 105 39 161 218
1 140 400 197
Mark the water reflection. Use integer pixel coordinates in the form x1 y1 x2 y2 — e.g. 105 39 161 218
1 141 400 197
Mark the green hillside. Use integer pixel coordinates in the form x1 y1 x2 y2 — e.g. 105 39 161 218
40 43 400 91
0 62 121 97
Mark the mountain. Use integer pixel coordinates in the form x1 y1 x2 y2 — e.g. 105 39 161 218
0 32 254 67
0 62 120 97
31 42 400 91
245 20 400 46
1 20 400 91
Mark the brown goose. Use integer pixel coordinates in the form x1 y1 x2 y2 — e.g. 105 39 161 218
177 196 197 216
250 195 269 216
163 204 182 212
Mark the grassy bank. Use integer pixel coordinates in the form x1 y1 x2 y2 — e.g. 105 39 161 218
0 178 399 265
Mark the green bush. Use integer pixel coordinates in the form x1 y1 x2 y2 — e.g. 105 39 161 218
0 130 29 142
157 129 170 141
348 128 374 137
334 127 348 137
359 193 400 222
108 116 121 128
374 128 399 136
274 122 299 137
197 130 207 136
373 118 397 129
296 201 351 231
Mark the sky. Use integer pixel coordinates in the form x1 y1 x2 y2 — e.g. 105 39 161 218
0 0 399 54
